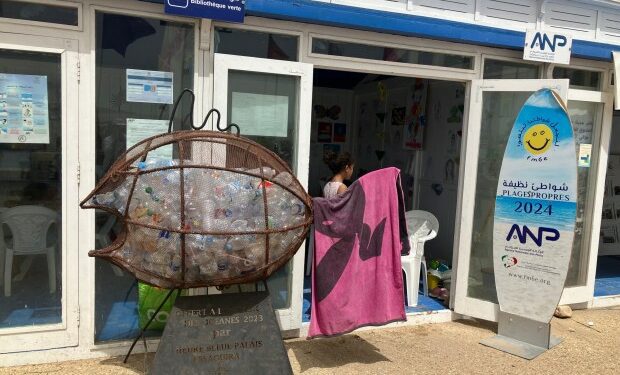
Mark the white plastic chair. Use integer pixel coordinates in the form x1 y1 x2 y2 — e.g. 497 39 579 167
1 206 58 297
402 210 438 306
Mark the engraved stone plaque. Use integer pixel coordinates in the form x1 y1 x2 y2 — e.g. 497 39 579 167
151 292 292 375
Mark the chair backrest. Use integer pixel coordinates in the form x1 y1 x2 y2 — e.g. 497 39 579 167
404 210 439 241
0 205 58 254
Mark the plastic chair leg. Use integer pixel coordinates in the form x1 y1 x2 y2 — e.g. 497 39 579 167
421 258 428 297
403 268 411 306
4 249 13 297
0 247 4 287
47 248 56 294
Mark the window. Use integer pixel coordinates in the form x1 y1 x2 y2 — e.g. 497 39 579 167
553 67 601 91
215 28 298 61
483 59 540 79
311 38 474 70
94 12 194 343
0 1 78 27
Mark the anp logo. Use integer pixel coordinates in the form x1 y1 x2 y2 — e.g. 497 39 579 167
506 224 560 247
530 32 568 52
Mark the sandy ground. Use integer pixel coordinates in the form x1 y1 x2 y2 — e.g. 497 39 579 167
1 307 619 375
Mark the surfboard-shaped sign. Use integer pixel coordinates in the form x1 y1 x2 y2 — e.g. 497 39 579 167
493 89 577 324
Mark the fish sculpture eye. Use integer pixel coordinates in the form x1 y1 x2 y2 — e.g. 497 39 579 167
81 131 313 289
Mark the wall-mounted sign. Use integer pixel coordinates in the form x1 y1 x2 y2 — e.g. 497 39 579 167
523 30 572 65
494 88 576 324
165 0 245 23
126 69 173 104
127 118 172 159
0 73 50 144
578 143 592 168
231 92 288 137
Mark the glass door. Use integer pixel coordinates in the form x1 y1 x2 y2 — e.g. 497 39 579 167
213 53 312 330
0 33 79 352
453 79 569 321
560 88 613 303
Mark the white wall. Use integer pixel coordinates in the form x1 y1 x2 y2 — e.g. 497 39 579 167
417 80 465 265
352 77 418 207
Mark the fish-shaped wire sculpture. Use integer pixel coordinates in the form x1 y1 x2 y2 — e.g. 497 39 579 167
81 97 312 289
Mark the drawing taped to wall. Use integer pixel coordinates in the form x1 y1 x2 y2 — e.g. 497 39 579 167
403 79 427 150
391 106 405 126
333 123 346 142
314 104 341 120
318 122 332 143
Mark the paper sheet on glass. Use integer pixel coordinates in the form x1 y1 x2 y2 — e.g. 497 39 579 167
127 118 172 159
126 69 173 104
0 73 50 144
231 92 288 137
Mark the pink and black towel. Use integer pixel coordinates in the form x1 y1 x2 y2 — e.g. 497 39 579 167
308 167 409 338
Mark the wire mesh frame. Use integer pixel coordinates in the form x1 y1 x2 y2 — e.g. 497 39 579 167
81 130 313 289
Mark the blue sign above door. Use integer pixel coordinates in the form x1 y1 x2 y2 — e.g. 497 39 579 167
164 0 245 23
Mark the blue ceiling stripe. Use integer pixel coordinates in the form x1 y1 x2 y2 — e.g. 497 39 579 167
144 0 618 61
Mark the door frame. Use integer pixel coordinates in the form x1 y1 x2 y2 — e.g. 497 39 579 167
0 33 80 353
212 53 313 331
452 79 570 322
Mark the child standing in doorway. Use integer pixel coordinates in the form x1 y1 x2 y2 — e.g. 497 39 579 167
323 151 354 199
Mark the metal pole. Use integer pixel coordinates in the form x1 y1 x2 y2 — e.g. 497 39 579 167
123 288 180 363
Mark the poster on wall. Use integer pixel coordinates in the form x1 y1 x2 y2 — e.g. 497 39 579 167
314 104 341 120
231 92 288 137
403 79 428 150
126 69 174 104
578 143 592 168
390 106 405 126
0 73 50 144
333 123 346 143
493 89 577 324
317 122 332 143
127 118 172 159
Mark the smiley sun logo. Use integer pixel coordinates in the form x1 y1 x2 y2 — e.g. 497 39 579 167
523 124 553 155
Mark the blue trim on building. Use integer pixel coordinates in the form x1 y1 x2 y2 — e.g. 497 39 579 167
144 0 618 61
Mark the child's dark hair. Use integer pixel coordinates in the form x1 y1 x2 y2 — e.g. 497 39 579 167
323 151 354 175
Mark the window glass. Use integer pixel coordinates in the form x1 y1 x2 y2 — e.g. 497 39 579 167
225 70 300 309
0 50 63 329
553 68 601 91
312 38 474 70
468 91 531 303
565 101 602 286
483 59 539 79
215 28 298 61
0 1 78 26
94 12 194 342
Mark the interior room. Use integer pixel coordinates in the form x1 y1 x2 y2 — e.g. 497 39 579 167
302 69 465 320
595 111 620 298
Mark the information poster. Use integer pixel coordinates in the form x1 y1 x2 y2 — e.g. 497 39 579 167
493 89 577 323
0 73 50 144
231 92 288 137
126 69 173 104
127 118 172 159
